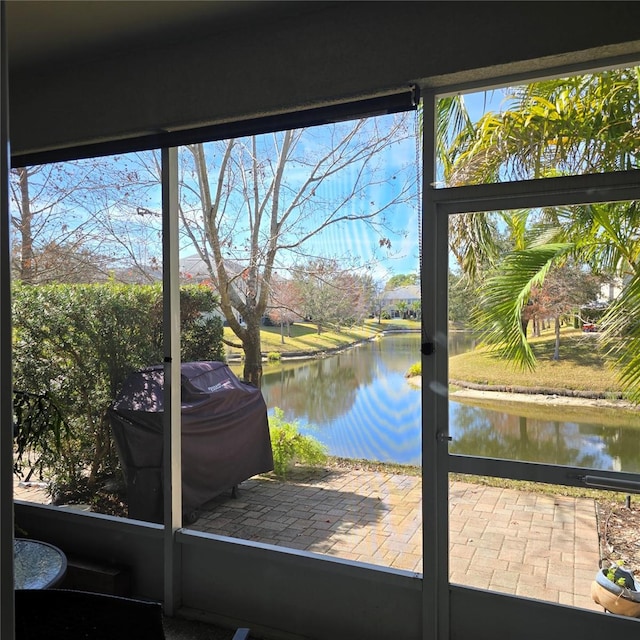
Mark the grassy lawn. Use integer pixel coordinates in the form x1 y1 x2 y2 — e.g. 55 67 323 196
227 321 625 398
226 320 626 399
449 328 638 507
449 327 623 394
223 318 420 359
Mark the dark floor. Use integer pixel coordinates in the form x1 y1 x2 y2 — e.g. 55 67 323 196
163 616 249 640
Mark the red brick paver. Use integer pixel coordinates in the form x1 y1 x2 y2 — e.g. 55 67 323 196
14 469 602 611
448 481 600 610
190 470 601 611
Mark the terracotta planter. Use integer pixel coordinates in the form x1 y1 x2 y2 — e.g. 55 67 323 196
591 568 640 617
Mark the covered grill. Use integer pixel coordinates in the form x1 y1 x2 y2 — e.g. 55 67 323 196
108 361 273 523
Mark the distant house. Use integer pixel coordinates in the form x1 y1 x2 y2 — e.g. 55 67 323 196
178 254 243 325
179 254 277 327
179 254 209 282
597 276 625 306
381 284 420 318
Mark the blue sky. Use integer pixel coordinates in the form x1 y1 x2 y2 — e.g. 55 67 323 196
174 112 421 287
463 88 506 122
129 95 504 285
22 100 525 287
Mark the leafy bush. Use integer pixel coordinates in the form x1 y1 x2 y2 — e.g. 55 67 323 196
12 281 223 490
268 407 327 478
12 390 70 480
267 352 281 362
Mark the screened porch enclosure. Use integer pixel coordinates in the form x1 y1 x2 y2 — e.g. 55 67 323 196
5 3 640 640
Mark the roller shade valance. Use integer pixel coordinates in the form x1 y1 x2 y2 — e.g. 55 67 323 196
12 88 418 168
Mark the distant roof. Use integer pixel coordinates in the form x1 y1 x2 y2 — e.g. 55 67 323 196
179 255 244 280
382 285 420 301
179 255 212 279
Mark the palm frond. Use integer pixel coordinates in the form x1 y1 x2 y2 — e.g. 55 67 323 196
602 272 640 403
448 213 500 280
472 243 574 369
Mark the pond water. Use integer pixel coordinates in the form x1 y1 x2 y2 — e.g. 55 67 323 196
252 332 640 472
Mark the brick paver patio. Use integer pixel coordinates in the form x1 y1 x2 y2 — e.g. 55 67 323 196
15 467 602 612
188 467 601 612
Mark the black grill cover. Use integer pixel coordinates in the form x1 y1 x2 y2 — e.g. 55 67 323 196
108 361 273 522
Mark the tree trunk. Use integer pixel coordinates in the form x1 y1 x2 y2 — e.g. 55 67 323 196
88 418 110 486
18 168 35 283
242 323 263 387
554 315 560 360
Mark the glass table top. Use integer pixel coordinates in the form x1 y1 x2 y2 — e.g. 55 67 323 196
14 538 67 589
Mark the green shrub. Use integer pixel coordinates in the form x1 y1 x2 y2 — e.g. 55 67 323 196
267 352 282 362
12 281 223 489
268 407 327 478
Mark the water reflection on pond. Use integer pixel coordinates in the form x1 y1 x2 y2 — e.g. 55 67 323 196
260 332 422 465
244 332 640 472
449 401 640 473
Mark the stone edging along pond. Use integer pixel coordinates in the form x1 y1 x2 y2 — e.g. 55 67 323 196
448 380 639 413
449 379 626 400
228 333 392 363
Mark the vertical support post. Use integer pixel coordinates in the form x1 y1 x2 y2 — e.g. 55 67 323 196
0 2 13 637
420 88 450 640
0 2 14 637
162 146 182 614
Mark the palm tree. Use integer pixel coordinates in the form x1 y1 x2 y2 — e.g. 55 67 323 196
432 96 502 280
446 68 640 400
448 67 640 184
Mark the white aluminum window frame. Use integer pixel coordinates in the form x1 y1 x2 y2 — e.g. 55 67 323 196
420 61 640 637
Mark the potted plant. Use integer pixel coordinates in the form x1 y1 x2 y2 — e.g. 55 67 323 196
591 561 640 617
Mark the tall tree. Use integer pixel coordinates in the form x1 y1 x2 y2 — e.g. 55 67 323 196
448 68 640 185
370 280 386 324
448 269 477 325
174 114 416 385
268 277 302 343
385 273 418 289
292 259 369 334
433 95 501 280
10 155 163 285
531 263 603 360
